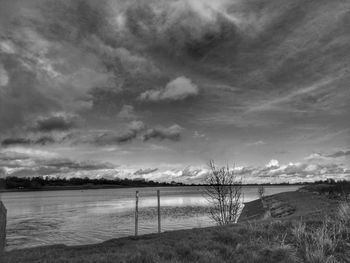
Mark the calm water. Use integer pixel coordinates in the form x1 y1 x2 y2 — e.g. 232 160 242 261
0 185 299 250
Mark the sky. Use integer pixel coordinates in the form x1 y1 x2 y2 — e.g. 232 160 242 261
0 0 349 184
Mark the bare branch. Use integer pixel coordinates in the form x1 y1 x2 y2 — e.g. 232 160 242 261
203 160 243 225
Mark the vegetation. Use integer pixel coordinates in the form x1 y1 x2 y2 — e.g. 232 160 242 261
0 176 184 191
204 161 243 225
301 180 350 200
258 185 265 207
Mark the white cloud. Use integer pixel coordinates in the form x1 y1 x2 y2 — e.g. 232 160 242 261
266 159 279 168
138 76 199 102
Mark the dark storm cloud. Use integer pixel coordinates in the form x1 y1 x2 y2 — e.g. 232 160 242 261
0 0 161 132
0 0 349 180
1 138 31 147
0 57 60 132
34 113 78 132
1 136 56 147
123 0 239 58
143 124 183 141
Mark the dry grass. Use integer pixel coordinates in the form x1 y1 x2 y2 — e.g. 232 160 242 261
292 202 350 263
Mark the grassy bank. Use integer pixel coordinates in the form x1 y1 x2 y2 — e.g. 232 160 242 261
4 214 350 263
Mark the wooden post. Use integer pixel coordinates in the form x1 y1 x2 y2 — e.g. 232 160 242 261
135 191 139 237
157 190 161 233
0 201 6 258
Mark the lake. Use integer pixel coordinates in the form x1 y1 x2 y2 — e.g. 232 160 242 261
0 185 300 250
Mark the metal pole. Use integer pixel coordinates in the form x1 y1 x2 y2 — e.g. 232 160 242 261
135 191 139 237
157 190 161 233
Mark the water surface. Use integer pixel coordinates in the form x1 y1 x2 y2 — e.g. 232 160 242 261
0 185 299 250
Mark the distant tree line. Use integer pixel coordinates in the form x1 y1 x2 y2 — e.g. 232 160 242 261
0 176 184 190
0 176 347 191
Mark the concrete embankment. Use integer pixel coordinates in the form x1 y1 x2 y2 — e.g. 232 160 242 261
238 190 339 222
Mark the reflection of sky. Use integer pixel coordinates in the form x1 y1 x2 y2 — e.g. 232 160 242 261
140 195 208 207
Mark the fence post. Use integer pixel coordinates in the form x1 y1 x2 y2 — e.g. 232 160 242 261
135 191 139 237
157 190 161 233
0 201 6 258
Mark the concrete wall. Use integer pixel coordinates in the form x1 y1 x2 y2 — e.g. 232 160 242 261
0 201 6 257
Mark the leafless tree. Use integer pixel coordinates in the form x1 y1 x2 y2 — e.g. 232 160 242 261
204 160 243 225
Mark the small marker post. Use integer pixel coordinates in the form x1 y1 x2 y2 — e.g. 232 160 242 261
157 190 161 233
135 191 139 237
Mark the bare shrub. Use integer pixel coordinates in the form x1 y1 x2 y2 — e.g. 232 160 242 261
204 160 243 225
258 185 265 200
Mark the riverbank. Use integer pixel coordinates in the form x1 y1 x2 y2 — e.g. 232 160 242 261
0 183 303 193
0 184 181 193
238 190 339 222
4 190 349 263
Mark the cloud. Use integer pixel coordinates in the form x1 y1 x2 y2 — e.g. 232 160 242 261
123 0 238 57
138 76 199 102
1 138 31 147
1 120 182 147
134 168 158 175
114 47 160 77
128 120 145 132
91 121 146 145
1 136 58 147
143 124 183 141
33 112 78 132
0 148 115 178
327 150 350 158
232 160 349 184
1 146 349 183
305 153 328 161
248 79 334 113
117 105 137 120
305 150 350 161
266 159 279 168
0 63 9 86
